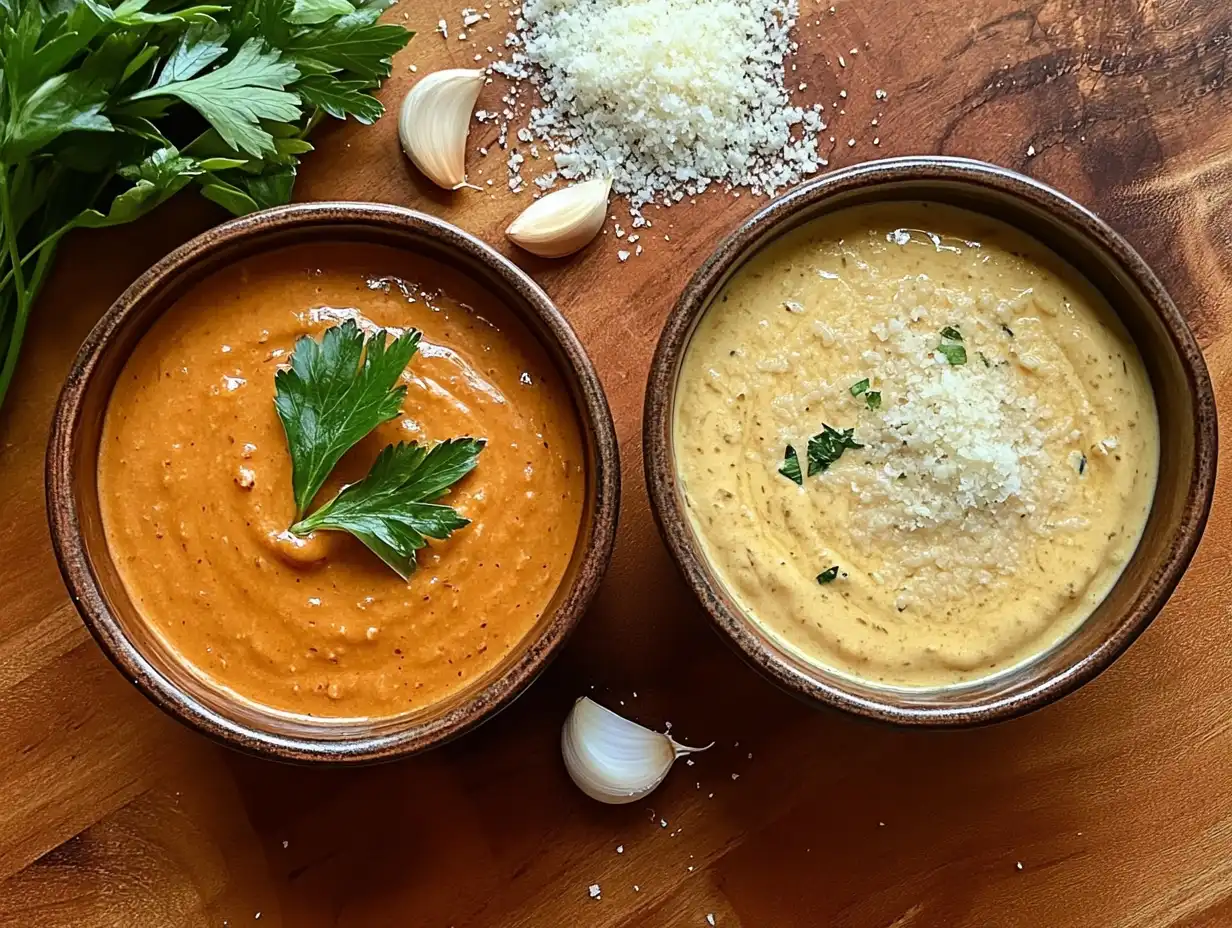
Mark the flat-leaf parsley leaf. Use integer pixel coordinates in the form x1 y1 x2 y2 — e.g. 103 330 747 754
292 439 484 579
817 565 839 584
129 38 302 157
274 319 421 517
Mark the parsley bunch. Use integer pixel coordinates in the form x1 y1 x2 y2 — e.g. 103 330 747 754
0 0 412 410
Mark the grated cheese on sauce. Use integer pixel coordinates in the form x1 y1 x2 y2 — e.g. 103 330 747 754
808 278 1098 612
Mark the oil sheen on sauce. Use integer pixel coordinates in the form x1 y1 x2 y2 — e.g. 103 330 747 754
99 243 585 719
674 203 1159 688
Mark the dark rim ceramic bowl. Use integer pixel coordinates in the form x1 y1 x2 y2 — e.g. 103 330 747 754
644 156 1217 727
47 202 620 763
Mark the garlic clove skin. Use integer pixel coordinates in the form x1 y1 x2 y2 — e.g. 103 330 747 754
561 697 710 805
399 68 486 190
506 177 612 258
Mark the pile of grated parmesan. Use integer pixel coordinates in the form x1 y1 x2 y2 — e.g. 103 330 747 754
491 0 828 221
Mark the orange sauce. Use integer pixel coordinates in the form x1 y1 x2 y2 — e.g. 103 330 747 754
98 242 585 719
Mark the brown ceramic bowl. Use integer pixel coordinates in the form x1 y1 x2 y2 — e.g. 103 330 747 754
644 156 1217 727
47 202 620 763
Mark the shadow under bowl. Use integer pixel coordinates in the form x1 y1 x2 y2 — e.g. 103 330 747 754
643 156 1217 727
47 202 620 763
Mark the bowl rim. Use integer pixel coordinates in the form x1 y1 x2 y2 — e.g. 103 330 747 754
46 200 621 763
643 155 1218 727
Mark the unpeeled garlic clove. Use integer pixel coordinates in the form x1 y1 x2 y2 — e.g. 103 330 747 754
506 177 612 258
399 68 486 190
561 696 711 804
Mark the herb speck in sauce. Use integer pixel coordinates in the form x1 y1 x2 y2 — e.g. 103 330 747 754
778 445 803 485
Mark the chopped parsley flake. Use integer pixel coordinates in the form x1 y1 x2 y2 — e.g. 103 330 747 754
807 424 862 476
816 565 840 584
1078 453 1087 475
937 326 966 365
1001 323 1015 338
778 445 803 485
937 343 967 365
851 378 880 409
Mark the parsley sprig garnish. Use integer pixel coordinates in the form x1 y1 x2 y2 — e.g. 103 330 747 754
292 439 484 579
0 0 413 412
275 321 483 579
275 319 420 517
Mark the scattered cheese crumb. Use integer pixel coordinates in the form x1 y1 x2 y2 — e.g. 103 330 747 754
616 845 624 854
436 18 448 37
707 916 716 926
617 249 631 262
589 884 602 899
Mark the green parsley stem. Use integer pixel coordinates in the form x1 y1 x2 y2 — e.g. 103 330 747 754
0 167 30 411
0 163 112 410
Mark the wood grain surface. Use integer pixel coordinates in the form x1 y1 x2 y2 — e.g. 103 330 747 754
1 0 1230 925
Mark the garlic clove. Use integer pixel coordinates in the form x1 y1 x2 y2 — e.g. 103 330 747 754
561 697 710 805
506 177 612 258
399 68 486 190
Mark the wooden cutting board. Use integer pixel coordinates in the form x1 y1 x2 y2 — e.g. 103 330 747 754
1 1 1230 925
